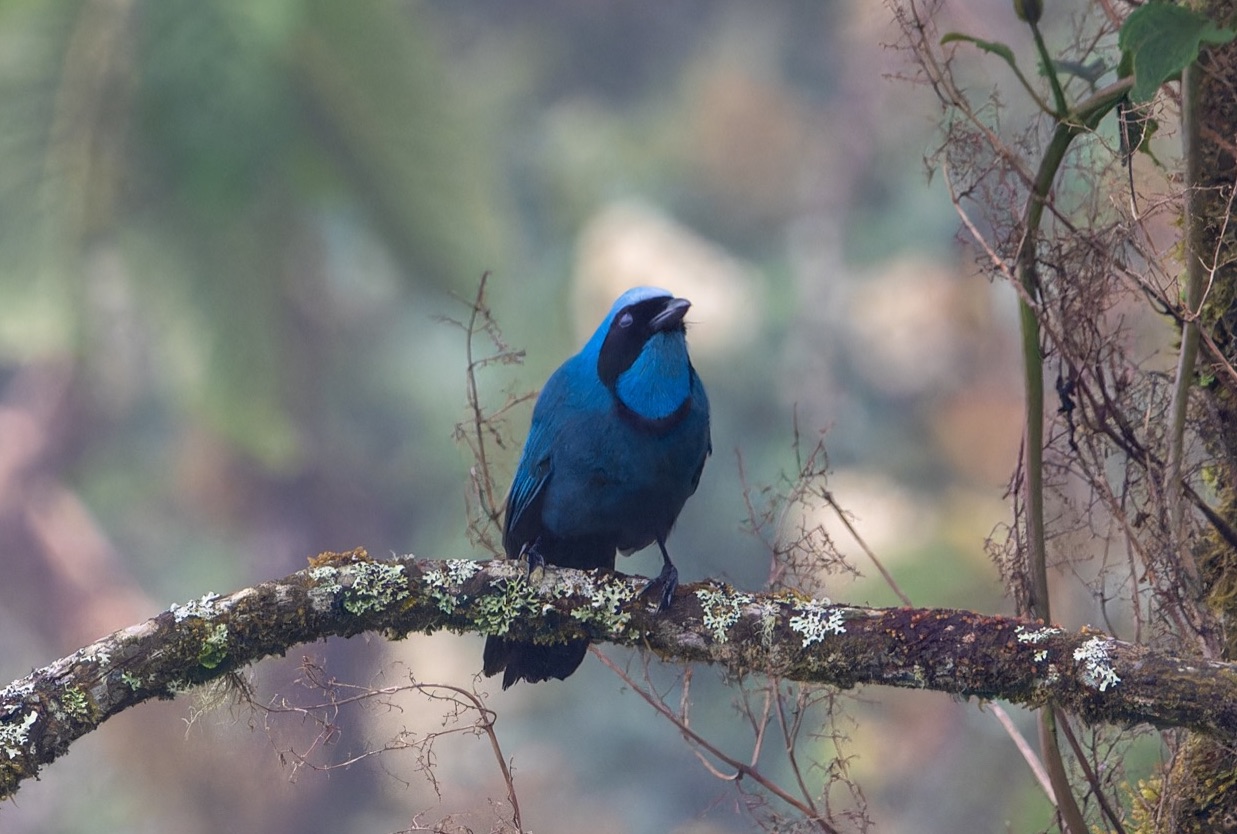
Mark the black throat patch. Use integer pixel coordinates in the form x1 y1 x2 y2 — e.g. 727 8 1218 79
596 297 681 390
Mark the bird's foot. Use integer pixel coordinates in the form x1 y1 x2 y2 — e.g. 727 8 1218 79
518 540 546 582
641 562 679 613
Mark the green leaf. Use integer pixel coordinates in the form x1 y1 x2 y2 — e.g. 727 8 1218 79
1118 3 1237 102
941 32 1019 73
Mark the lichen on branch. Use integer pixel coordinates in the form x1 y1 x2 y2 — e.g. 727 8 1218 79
2 548 1236 801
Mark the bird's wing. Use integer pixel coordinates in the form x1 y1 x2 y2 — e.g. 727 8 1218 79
502 378 563 559
691 431 712 494
500 355 603 558
502 428 551 551
689 368 712 494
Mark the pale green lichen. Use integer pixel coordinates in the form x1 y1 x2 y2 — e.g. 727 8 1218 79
197 623 230 669
695 588 753 643
120 671 143 691
1074 636 1121 691
422 568 453 612
1015 625 1066 643
445 559 483 583
423 559 484 614
171 592 223 622
475 574 541 636
308 565 340 582
754 600 781 649
572 575 635 633
60 686 91 721
307 565 343 611
1019 626 1065 669
79 644 111 665
341 562 409 616
0 711 37 758
789 601 846 646
165 679 196 696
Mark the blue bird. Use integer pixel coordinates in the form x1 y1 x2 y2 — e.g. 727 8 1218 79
482 286 711 688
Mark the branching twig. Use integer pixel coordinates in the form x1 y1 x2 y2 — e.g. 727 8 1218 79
592 652 840 834
442 272 534 556
239 661 525 829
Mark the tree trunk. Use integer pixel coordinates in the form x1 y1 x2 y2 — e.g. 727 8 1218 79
1166 5 1237 829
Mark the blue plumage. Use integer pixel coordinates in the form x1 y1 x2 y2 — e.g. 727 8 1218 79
482 286 711 688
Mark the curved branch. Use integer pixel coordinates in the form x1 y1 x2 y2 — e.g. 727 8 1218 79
3 549 1237 800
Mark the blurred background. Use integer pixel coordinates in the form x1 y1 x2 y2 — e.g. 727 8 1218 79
0 1 1161 832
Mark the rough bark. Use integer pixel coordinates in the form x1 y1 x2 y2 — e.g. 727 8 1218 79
4 548 1237 801
1167 2 1237 831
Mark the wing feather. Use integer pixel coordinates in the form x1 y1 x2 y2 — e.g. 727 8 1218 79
502 424 552 559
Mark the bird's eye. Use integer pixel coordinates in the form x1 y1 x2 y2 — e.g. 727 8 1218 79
618 312 634 328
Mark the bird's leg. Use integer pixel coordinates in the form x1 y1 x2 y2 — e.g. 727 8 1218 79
641 537 679 612
519 538 546 580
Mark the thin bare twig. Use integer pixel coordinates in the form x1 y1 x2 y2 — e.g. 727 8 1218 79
442 272 534 555
591 651 842 834
1056 708 1129 834
254 660 523 831
822 491 912 608
988 703 1056 801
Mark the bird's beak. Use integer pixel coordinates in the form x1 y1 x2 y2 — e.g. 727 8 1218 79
649 297 691 332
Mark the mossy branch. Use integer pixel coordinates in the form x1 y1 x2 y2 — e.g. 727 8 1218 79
4 548 1237 801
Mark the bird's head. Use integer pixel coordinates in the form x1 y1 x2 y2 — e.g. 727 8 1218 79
587 286 695 422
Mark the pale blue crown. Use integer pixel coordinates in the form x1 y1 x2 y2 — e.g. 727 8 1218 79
581 286 673 356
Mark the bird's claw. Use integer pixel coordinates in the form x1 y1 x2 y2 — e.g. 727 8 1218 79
641 562 679 613
518 541 546 581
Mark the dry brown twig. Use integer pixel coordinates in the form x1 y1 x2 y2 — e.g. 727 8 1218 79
592 651 848 834
440 272 535 556
252 657 523 830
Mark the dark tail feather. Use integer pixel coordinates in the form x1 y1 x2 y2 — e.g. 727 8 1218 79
483 636 590 689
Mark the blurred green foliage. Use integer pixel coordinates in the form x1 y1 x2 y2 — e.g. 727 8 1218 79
0 2 1065 833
